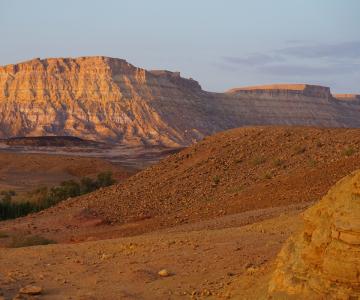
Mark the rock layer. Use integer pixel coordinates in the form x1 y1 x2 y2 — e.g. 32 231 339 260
1 57 360 146
269 170 360 299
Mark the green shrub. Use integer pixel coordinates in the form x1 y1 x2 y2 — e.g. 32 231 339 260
96 171 116 187
0 172 116 221
80 177 97 194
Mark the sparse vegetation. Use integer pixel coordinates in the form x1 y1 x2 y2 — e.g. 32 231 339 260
212 176 220 185
308 159 317 167
0 172 116 221
8 234 56 248
252 156 266 166
273 159 285 167
227 185 244 194
343 146 356 157
263 172 273 180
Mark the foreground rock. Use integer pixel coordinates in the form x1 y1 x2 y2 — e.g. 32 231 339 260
1 56 360 146
269 170 360 299
19 285 42 295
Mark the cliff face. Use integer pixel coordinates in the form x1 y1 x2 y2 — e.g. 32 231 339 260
1 56 360 146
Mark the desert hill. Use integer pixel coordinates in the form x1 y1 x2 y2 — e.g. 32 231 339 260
1 56 360 146
79 126 360 226
4 126 360 243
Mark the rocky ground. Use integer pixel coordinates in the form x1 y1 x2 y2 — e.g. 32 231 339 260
0 203 306 300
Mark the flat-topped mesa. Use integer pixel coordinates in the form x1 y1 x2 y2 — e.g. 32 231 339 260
0 56 130 74
149 70 202 91
334 94 360 102
0 56 208 145
227 83 332 99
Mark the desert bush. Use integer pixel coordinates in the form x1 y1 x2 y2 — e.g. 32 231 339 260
212 175 220 185
0 200 38 220
0 190 16 204
263 172 273 179
0 172 116 221
343 146 356 157
8 234 56 248
273 159 284 167
80 177 97 194
308 159 317 167
227 185 244 194
96 171 116 187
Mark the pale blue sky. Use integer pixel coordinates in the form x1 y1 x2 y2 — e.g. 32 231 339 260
1 0 359 93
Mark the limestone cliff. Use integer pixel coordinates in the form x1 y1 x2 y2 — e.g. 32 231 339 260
269 170 360 299
1 57 360 146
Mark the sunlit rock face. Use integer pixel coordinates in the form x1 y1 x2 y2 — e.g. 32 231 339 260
269 170 360 299
1 56 360 146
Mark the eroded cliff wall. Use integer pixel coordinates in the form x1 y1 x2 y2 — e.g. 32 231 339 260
1 56 360 146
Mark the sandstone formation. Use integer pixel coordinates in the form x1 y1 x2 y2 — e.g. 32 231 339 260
1 56 360 146
269 170 360 299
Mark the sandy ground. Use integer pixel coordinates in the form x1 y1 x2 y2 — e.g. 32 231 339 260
0 203 306 300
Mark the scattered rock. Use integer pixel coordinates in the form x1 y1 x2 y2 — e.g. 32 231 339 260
158 269 170 277
19 285 42 295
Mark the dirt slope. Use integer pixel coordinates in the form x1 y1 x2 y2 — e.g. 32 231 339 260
3 126 360 243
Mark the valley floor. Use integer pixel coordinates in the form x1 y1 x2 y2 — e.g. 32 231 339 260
0 203 307 300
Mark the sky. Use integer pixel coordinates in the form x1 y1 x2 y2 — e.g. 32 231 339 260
0 0 359 93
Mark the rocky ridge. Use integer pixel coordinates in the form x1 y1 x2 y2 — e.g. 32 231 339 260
1 56 360 146
269 170 360 299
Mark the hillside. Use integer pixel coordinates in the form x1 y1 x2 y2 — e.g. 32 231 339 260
3 126 360 243
1 57 360 146
79 126 360 226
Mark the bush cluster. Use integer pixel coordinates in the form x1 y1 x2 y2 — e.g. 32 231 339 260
0 172 115 221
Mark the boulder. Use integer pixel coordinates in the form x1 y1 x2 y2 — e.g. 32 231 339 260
269 170 360 299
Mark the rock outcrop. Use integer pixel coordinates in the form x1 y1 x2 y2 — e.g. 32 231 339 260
1 56 360 146
334 94 360 102
269 170 360 299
